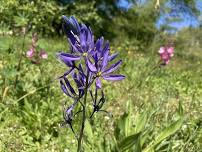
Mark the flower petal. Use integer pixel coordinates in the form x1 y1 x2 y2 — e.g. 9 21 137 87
60 80 72 97
62 24 77 44
86 59 97 72
80 29 87 49
39 50 48 59
87 27 94 48
26 50 34 58
102 60 122 75
62 15 80 35
159 47 165 54
69 16 81 34
95 37 104 52
57 52 81 61
103 74 125 81
102 47 109 70
108 52 118 61
167 47 174 57
96 78 102 89
101 41 109 56
64 77 76 95
68 38 81 53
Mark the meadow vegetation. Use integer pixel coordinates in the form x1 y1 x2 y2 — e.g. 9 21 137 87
0 0 202 151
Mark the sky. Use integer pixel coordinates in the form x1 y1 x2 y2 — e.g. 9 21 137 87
118 0 202 31
118 0 132 9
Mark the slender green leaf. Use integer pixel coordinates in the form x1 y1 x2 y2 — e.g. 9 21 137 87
178 100 184 116
154 118 183 145
118 132 141 152
125 100 132 136
135 112 148 133
133 134 142 152
143 118 183 152
117 112 128 138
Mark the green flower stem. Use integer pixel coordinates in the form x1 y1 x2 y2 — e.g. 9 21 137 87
77 73 89 152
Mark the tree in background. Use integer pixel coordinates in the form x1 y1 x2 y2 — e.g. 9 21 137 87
0 0 200 44
157 0 200 32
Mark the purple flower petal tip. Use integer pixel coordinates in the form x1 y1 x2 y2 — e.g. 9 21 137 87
103 74 125 81
57 52 81 61
103 60 122 75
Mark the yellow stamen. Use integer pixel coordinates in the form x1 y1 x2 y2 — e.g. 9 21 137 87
83 52 87 57
97 71 102 77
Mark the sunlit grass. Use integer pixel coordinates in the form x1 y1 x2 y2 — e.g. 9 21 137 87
0 35 201 151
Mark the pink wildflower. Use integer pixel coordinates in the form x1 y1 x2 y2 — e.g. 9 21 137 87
39 50 48 59
159 46 174 65
26 48 35 58
167 47 174 57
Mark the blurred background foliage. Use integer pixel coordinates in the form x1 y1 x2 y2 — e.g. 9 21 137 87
0 0 200 45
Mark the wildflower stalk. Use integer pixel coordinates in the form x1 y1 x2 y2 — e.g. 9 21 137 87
77 73 89 152
14 31 26 87
57 16 125 151
137 60 161 88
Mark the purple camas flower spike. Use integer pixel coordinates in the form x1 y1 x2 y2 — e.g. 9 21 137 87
57 16 125 142
58 15 125 89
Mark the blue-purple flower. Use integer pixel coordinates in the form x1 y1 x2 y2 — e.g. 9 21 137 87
58 16 125 90
61 99 79 137
59 16 94 66
60 71 85 99
57 16 125 136
86 37 125 88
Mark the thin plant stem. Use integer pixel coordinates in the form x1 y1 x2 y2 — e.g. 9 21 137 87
137 62 160 88
90 110 96 119
14 31 26 87
14 84 51 103
127 60 161 91
77 73 89 152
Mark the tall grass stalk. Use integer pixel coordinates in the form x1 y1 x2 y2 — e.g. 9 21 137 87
14 27 26 87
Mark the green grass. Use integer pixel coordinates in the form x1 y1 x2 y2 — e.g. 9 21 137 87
0 35 202 151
